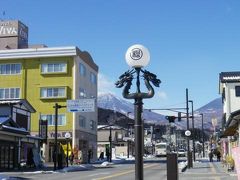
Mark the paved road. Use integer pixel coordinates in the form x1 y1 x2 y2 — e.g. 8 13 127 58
2 158 237 180
8 161 167 180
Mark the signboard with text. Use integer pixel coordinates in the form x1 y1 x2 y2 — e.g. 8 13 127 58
39 120 48 143
67 99 95 112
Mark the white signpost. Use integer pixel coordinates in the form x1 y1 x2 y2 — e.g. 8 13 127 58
67 99 95 112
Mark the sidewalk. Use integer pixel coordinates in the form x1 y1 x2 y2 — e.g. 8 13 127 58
0 159 122 177
179 159 238 180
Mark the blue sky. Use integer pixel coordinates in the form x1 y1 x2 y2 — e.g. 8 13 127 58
1 0 240 111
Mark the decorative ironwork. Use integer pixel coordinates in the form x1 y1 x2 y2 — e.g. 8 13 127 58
115 68 161 99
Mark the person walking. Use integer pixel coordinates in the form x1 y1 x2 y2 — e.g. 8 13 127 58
216 151 221 162
209 151 213 162
88 150 92 164
106 148 110 162
99 151 104 160
69 151 74 165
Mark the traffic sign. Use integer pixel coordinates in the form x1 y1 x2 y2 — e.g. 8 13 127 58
67 99 95 112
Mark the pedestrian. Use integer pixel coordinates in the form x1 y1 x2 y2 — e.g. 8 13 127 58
216 151 221 162
106 148 110 162
88 150 92 163
99 151 104 160
209 151 213 162
27 148 34 167
69 151 74 165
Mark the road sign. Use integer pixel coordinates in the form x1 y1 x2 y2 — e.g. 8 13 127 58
67 99 95 112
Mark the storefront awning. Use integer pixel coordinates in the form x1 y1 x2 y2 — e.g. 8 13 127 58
0 116 29 135
0 99 36 113
221 109 240 137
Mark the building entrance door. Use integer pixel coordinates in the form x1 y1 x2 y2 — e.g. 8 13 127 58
0 142 15 170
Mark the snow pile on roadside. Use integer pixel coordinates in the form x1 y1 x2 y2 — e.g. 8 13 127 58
178 161 188 172
59 164 95 172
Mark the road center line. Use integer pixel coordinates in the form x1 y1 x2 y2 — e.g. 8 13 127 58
88 172 110 177
94 164 159 180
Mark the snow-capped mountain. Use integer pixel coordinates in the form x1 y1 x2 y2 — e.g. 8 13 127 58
98 93 133 115
98 93 223 130
98 93 173 126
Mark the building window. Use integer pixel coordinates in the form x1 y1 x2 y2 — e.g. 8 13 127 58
222 88 225 102
0 88 20 99
79 88 87 98
41 114 66 126
41 63 67 73
90 120 95 130
90 72 97 84
79 63 86 76
40 87 66 98
79 115 86 128
0 64 21 75
235 86 240 97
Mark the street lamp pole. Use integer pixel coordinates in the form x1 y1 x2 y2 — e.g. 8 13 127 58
53 103 66 171
186 89 192 168
53 103 59 171
200 113 205 157
116 44 160 180
189 100 196 161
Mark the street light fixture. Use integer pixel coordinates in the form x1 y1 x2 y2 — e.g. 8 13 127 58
64 132 71 167
116 44 160 180
188 100 196 161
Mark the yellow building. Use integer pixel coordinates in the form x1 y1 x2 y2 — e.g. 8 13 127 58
0 20 98 163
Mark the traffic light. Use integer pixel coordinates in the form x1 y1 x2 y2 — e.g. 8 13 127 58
165 116 176 123
178 112 181 122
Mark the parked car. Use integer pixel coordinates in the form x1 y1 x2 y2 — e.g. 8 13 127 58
178 149 186 157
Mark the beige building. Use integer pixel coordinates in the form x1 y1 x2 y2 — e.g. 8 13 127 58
97 125 134 159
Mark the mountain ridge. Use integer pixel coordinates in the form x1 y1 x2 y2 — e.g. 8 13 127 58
97 93 222 130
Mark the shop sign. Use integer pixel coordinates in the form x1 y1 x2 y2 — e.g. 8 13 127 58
48 131 73 139
0 21 28 41
39 120 48 143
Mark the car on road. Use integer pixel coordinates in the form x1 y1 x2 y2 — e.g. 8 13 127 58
155 142 169 157
178 149 186 157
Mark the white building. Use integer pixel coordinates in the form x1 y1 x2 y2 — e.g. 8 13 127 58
219 72 240 158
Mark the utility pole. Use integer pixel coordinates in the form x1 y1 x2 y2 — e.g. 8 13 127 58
200 113 205 157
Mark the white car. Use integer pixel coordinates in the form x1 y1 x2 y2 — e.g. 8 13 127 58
178 149 186 157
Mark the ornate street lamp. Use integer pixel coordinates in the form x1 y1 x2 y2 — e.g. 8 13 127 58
116 44 160 180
